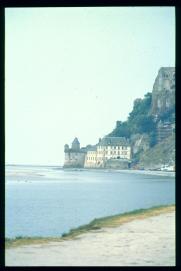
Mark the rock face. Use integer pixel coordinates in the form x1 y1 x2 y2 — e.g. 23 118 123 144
151 67 175 116
157 121 175 143
135 67 175 170
130 133 150 155
138 134 175 170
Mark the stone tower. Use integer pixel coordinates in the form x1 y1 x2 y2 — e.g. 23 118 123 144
71 137 80 151
63 137 86 168
64 144 69 152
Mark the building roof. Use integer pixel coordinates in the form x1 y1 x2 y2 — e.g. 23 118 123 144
83 145 97 151
72 137 80 145
98 137 129 146
87 146 97 151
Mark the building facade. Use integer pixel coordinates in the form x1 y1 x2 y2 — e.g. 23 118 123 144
64 137 131 169
84 137 131 168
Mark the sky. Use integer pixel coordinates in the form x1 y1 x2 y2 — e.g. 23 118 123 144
5 7 175 166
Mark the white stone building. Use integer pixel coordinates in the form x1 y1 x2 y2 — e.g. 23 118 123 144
84 137 131 168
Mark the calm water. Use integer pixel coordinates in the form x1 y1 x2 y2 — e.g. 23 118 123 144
5 165 175 238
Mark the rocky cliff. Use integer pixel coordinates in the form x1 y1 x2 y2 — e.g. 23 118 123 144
151 67 175 116
107 67 175 170
137 134 175 170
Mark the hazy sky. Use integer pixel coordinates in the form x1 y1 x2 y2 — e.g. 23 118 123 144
5 7 175 166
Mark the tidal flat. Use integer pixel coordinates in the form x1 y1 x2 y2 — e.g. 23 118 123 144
6 165 175 239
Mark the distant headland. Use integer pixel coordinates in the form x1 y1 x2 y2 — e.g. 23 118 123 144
64 67 175 171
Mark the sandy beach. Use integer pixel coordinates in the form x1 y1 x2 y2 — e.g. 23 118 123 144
6 207 175 266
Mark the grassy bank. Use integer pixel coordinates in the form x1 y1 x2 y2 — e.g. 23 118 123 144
6 204 175 249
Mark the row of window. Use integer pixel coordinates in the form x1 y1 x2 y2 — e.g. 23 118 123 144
87 152 129 161
97 151 128 155
87 157 96 161
98 146 128 150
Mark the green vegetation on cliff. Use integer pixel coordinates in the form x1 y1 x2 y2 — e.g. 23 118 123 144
107 67 175 169
108 92 156 144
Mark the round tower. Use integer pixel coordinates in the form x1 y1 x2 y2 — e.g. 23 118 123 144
64 144 69 152
71 137 80 151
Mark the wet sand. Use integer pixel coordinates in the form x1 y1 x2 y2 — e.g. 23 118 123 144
6 210 175 266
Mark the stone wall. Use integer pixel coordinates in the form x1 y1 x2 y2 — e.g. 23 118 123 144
157 122 174 143
63 151 86 168
104 159 130 169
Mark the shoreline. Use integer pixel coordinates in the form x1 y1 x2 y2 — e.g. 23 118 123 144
62 167 175 177
6 204 175 249
6 204 175 266
6 164 175 178
114 169 175 177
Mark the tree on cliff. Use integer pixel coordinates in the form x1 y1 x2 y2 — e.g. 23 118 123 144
108 92 155 137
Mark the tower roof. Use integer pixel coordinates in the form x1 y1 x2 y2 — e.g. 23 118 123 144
98 137 129 146
72 137 80 144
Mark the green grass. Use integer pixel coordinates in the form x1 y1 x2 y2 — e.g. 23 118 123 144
5 204 175 248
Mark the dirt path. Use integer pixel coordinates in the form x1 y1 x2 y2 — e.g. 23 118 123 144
6 211 175 266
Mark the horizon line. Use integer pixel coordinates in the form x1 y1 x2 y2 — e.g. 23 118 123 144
5 163 63 167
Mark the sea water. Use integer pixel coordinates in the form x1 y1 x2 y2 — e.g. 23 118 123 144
5 165 175 238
